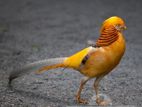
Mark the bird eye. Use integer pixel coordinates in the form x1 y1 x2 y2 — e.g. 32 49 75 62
116 24 121 27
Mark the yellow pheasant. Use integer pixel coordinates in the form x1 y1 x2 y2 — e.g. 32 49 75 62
9 16 126 106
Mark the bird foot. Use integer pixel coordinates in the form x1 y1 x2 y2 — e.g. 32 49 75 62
96 98 111 106
76 96 88 104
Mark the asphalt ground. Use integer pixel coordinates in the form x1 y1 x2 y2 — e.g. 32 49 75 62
0 0 142 107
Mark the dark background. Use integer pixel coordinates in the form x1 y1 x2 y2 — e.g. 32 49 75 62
0 0 142 106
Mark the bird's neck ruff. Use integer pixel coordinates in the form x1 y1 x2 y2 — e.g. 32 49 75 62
96 25 119 47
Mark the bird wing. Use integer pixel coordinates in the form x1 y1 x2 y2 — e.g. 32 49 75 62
64 46 97 69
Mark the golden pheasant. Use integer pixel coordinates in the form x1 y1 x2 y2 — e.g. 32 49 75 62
9 16 126 106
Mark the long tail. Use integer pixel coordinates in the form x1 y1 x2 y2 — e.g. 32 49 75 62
9 57 67 85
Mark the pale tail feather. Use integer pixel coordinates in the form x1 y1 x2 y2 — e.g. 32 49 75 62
9 57 67 85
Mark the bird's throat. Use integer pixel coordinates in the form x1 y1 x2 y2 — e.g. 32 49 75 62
96 26 119 47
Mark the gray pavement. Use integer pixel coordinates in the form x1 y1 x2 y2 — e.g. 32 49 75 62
0 0 142 107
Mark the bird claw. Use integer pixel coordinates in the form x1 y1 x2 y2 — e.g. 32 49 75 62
77 99 88 104
96 98 111 106
76 96 88 104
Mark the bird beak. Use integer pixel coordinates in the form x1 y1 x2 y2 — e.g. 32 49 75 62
123 26 127 30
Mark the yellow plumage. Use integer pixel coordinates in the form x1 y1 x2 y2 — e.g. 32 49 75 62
64 47 93 69
36 16 126 106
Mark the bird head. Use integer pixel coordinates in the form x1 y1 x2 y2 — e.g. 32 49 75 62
101 16 127 32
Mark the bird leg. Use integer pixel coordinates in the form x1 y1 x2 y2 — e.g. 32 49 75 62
76 77 90 104
94 75 110 106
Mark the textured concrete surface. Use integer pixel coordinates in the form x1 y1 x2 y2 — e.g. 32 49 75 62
0 0 142 107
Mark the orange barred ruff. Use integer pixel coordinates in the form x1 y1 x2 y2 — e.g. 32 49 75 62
96 25 119 47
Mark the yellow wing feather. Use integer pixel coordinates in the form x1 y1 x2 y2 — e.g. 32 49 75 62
64 47 96 69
